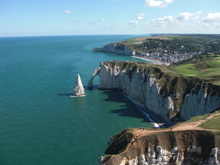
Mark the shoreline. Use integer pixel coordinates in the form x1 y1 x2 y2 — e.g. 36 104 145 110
141 105 175 128
131 55 170 66
124 94 174 129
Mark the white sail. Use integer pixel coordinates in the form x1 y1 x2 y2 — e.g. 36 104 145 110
74 74 85 96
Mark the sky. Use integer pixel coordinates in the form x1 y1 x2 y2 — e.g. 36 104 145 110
0 0 220 37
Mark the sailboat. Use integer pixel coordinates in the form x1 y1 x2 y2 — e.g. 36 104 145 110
71 74 85 97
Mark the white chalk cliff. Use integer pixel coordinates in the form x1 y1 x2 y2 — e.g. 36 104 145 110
74 74 85 96
116 146 220 165
89 61 220 121
93 43 135 56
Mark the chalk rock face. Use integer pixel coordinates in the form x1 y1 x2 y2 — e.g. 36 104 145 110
100 130 220 165
93 43 135 56
89 61 220 121
209 148 220 164
74 74 85 96
181 89 220 120
117 146 220 165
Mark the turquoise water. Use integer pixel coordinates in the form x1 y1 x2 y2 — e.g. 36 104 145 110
0 35 153 165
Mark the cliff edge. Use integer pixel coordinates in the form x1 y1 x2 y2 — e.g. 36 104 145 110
89 61 220 121
99 112 220 165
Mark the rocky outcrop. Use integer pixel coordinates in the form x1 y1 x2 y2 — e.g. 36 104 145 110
100 129 220 165
88 61 220 121
74 74 85 96
93 43 135 56
100 131 220 165
117 147 220 165
88 67 101 88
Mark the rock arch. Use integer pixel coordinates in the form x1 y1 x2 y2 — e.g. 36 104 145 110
88 67 101 88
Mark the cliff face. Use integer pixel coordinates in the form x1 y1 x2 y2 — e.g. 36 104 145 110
88 61 220 121
92 43 135 56
100 129 220 165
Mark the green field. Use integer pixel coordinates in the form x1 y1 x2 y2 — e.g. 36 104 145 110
174 64 199 76
173 55 220 85
199 115 220 130
174 110 220 130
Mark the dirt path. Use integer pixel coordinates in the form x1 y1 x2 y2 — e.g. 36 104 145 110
133 112 220 139
102 113 220 164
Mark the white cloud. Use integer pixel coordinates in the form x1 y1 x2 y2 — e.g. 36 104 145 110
143 0 173 8
202 12 220 22
129 13 146 26
149 15 175 27
137 13 146 20
65 10 73 14
129 20 139 26
147 11 202 28
101 19 106 22
145 11 220 33
176 11 202 21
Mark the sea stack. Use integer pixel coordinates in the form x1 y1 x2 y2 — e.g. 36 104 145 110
74 74 85 96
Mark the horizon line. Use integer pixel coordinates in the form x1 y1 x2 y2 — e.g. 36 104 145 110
1 33 220 38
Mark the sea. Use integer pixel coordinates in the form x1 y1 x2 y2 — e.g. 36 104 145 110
0 35 154 165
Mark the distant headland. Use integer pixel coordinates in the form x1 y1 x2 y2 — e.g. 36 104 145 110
93 34 220 66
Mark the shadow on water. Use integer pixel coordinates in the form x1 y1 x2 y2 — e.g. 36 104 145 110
86 85 99 90
58 93 73 97
57 86 153 123
102 89 150 122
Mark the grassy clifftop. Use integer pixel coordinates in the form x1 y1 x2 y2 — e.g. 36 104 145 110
101 111 220 164
173 55 220 85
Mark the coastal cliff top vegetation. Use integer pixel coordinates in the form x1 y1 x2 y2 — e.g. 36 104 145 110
118 34 220 56
103 59 220 96
174 108 220 129
102 111 220 164
173 54 220 85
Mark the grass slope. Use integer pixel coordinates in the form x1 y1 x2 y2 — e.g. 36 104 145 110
173 55 220 85
175 109 220 130
199 115 220 130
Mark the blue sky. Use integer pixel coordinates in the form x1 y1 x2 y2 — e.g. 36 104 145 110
1 0 220 37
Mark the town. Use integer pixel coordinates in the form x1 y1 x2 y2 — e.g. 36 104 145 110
123 34 220 64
